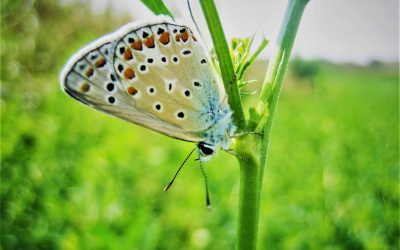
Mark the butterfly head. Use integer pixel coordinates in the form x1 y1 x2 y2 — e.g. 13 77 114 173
197 108 236 162
198 142 216 162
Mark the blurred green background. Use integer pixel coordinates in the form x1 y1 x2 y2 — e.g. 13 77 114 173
1 1 398 249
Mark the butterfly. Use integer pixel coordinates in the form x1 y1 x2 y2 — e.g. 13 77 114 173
59 16 236 162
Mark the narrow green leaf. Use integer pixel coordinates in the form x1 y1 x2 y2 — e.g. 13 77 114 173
237 38 269 80
140 0 173 17
199 0 246 130
233 36 254 74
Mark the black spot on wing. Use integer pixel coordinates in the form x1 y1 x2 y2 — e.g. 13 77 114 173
157 28 165 35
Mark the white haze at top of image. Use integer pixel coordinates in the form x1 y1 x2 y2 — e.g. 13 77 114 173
74 0 399 65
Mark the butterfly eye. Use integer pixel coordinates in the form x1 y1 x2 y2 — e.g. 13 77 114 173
198 143 215 156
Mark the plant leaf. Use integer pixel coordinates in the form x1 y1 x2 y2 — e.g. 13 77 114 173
236 37 268 80
140 0 173 17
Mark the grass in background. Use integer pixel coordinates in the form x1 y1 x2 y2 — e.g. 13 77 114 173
1 1 398 249
261 63 399 249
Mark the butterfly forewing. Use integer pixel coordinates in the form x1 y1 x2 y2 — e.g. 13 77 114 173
60 17 226 143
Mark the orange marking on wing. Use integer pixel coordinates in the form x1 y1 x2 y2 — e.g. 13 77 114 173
127 86 138 95
80 82 90 92
175 34 181 42
131 40 143 51
124 68 135 79
123 49 133 61
94 58 106 68
192 35 197 41
159 32 170 45
181 32 189 42
85 68 94 77
144 36 155 48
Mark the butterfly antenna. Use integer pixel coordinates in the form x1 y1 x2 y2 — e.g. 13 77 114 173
164 147 196 192
186 0 206 43
199 161 211 209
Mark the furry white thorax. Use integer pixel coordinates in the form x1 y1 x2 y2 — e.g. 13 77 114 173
197 105 236 162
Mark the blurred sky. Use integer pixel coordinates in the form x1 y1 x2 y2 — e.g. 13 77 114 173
82 0 399 64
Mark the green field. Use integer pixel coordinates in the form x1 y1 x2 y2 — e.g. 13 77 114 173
1 1 399 249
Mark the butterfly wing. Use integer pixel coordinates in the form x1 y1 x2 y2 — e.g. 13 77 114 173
60 17 226 142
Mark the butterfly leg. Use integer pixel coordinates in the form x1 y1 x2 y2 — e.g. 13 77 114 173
222 148 249 162
231 131 263 138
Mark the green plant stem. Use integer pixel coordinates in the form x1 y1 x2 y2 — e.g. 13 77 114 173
257 0 309 133
236 0 309 249
141 0 309 249
258 0 309 171
199 0 246 130
235 135 261 250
